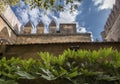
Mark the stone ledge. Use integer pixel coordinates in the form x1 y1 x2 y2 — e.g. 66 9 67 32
17 33 91 37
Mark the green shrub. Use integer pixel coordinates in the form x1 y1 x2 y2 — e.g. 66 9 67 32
0 48 120 84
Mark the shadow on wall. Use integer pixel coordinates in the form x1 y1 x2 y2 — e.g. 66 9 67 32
1 42 120 59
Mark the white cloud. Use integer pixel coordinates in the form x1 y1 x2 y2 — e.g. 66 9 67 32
89 32 94 42
17 9 29 25
77 27 93 41
14 1 29 25
12 0 87 33
40 14 51 33
58 1 81 23
28 8 40 26
77 27 87 33
92 0 103 5
92 0 115 10
58 11 77 23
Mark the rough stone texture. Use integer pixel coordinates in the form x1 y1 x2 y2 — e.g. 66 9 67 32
24 21 32 34
3 6 22 33
0 14 91 44
101 0 120 41
16 33 91 44
0 6 91 44
0 15 91 44
49 20 56 33
2 42 120 59
37 22 44 34
60 23 76 34
0 16 17 44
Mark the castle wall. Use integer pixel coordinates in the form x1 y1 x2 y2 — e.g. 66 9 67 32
0 6 91 44
0 14 91 44
37 26 44 34
0 16 17 44
49 26 56 33
16 33 91 44
3 6 22 33
3 42 120 59
49 21 56 33
23 27 32 34
101 0 120 41
60 23 76 34
105 14 120 41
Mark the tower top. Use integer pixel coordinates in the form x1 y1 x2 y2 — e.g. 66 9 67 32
49 20 56 26
24 21 32 27
37 21 44 27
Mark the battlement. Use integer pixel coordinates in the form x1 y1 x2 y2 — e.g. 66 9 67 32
0 14 91 44
22 20 77 35
0 6 92 44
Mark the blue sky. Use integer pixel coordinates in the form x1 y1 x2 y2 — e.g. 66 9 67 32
11 0 115 41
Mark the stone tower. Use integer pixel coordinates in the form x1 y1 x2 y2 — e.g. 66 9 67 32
49 20 56 33
37 21 44 34
101 0 120 41
0 6 92 44
60 23 76 34
24 21 32 34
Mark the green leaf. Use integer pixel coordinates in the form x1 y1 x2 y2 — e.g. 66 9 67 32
66 71 78 78
16 71 35 79
0 79 18 84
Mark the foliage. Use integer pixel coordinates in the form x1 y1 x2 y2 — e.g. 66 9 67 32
0 48 120 84
0 0 81 13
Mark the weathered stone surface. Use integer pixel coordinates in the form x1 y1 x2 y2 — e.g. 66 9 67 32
49 20 56 34
101 0 120 41
24 21 32 34
0 16 17 44
3 6 22 33
16 33 91 44
37 21 44 34
3 42 120 59
0 6 91 44
60 23 76 34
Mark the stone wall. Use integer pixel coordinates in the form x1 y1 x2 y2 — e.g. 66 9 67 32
101 0 120 41
105 14 120 41
0 16 17 44
16 33 91 44
0 14 92 44
1 42 120 59
3 6 22 33
60 23 76 34
0 7 91 44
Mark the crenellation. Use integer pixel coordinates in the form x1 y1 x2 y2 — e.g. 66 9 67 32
23 21 32 34
49 20 56 34
60 23 76 34
0 6 92 44
37 21 44 34
0 15 91 44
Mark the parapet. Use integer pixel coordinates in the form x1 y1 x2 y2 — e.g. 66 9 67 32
24 21 32 34
60 23 76 34
49 20 56 33
37 21 44 34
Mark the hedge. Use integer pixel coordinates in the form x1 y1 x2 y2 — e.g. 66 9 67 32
0 48 120 84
